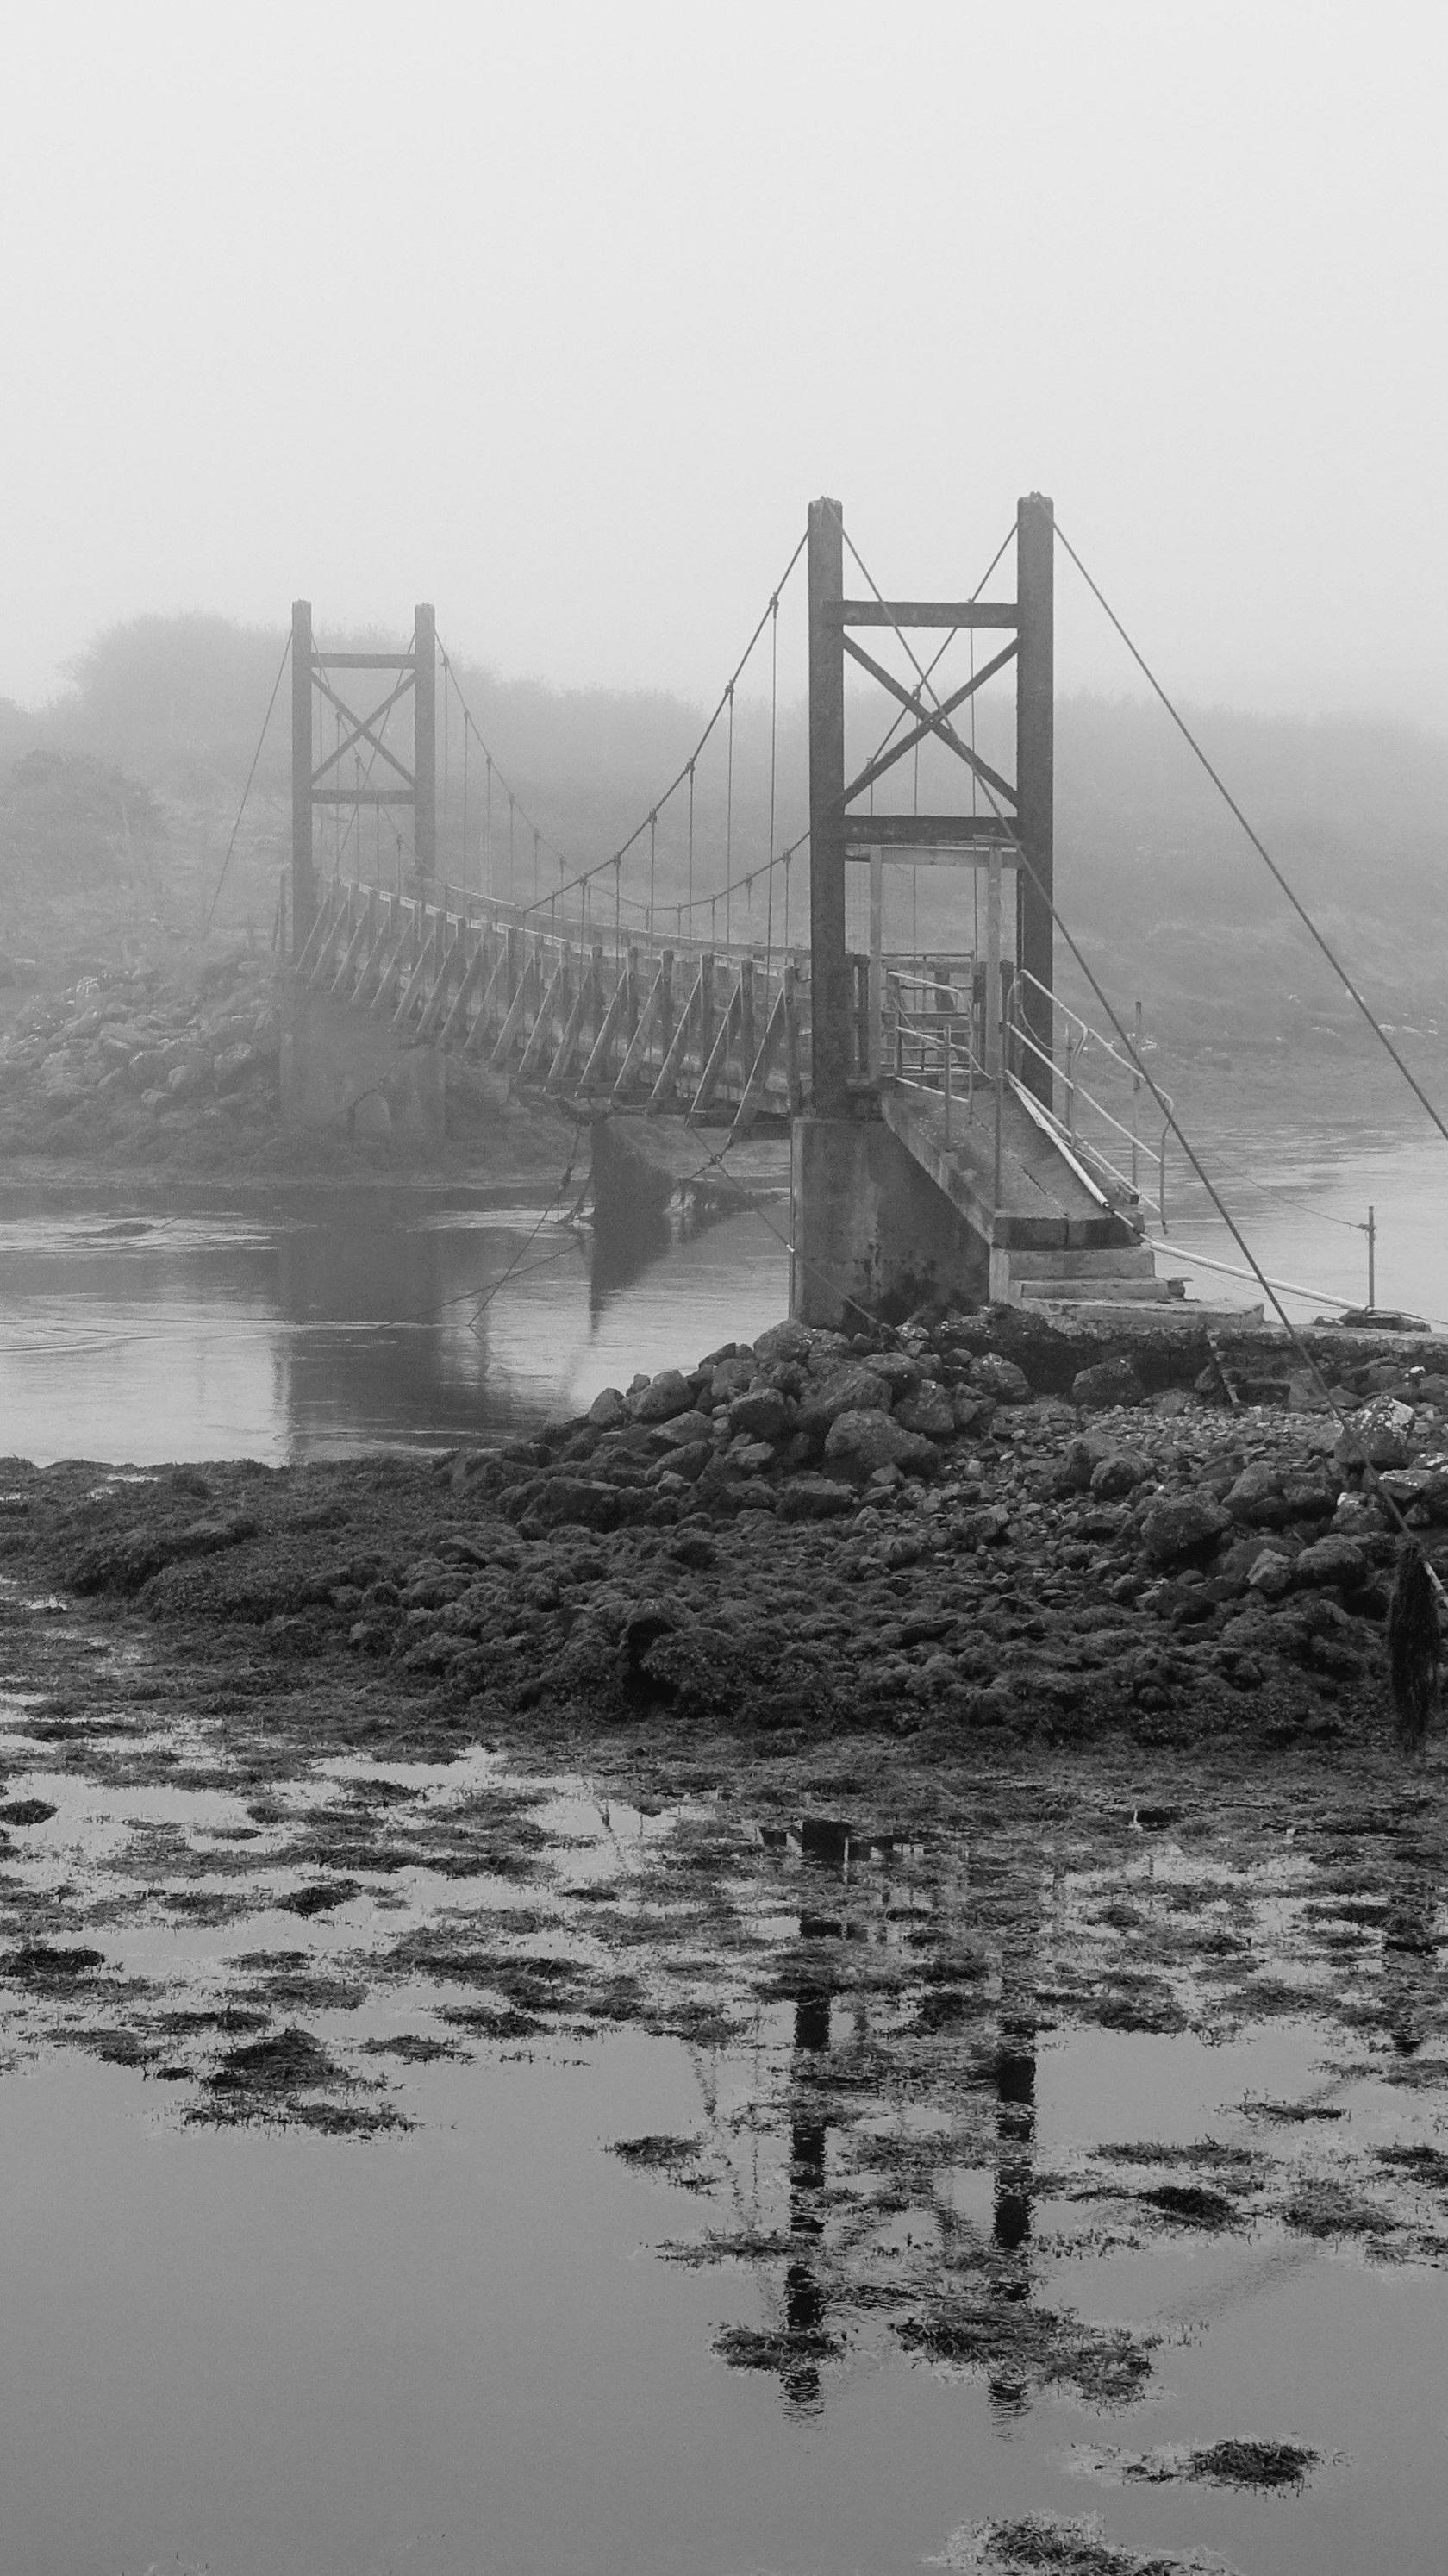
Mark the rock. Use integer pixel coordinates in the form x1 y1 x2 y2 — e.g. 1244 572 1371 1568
823 1410 938 1478
1334 1396 1414 1471
727 1386 790 1441
664 1441 713 1483
1139 1492 1231 1567
952 1391 995 1434
1072 1357 1145 1410
775 1475 857 1520
1293 1534 1369 1589
970 1353 1032 1405
129 1047 169 1086
1225 1461 1293 1524
729 1441 775 1476
752 1320 813 1366
629 1369 696 1423
892 1380 956 1439
653 1410 715 1449
353 1093 391 1139
1089 1447 1150 1499
1247 1550 1295 1597
214 1041 259 1091
166 1058 212 1102
803 1332 858 1379
802 1365 892 1428
862 1351 921 1397
588 1386 627 1429
710 1356 756 1403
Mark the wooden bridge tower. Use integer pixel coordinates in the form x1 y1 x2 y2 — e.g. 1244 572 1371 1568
290 600 436 952
806 492 1053 1110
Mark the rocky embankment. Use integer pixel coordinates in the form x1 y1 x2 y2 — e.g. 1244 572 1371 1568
10 1310 1446 1760
0 947 573 1179
0 948 281 1168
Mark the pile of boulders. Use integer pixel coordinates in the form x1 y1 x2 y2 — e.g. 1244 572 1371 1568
0 948 279 1154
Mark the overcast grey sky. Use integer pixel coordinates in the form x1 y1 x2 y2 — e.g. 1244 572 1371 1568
3 2 1444 723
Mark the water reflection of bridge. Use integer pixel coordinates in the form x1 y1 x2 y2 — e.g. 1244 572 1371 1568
709 1813 1046 2421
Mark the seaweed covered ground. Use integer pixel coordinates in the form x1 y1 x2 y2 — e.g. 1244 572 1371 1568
4 1305 1448 2567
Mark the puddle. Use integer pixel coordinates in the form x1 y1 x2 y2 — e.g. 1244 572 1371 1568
2 1714 1448 2570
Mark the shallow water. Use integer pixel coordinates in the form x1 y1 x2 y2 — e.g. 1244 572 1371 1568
1 1124 1445 1471
0 1186 790 1464
3 1672 1448 2575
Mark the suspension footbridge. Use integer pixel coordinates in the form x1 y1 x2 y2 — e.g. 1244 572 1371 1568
278 493 1198 1327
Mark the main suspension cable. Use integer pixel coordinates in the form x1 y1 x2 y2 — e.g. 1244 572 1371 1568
1052 520 1448 1158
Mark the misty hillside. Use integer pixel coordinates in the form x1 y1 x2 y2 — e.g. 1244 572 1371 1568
5 614 1445 1052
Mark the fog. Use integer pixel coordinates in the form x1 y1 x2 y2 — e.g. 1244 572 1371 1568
3 3 1445 728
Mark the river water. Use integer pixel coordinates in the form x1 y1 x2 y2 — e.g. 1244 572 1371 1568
0 1122 1442 1470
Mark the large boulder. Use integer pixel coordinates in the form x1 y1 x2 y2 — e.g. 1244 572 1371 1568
1293 1534 1370 1590
1071 1357 1145 1410
1139 1491 1231 1567
1089 1447 1150 1499
824 1410 937 1478
802 1365 892 1428
893 1380 956 1440
752 1320 813 1366
1335 1396 1414 1471
969 1353 1032 1405
727 1385 790 1441
628 1369 696 1423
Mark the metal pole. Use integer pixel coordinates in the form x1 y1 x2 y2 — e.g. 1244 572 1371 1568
1368 1204 1376 1310
1015 493 1054 1107
807 497 849 1118
290 599 315 955
943 1022 952 1147
1131 998 1141 1193
867 844 883 1079
413 603 437 878
984 845 1002 1079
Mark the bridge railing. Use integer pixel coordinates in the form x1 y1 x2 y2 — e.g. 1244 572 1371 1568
290 872 814 1132
1012 967 1170 1222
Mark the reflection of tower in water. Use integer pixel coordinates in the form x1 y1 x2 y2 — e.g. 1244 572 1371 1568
727 1813 1052 2422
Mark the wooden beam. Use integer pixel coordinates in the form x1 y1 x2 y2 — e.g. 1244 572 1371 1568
839 637 1018 808
437 932 490 1050
488 953 541 1070
313 651 419 670
646 965 703 1112
414 603 436 877
835 601 1019 628
690 972 743 1117
611 952 671 1097
1015 492 1055 1109
578 954 633 1091
842 814 1016 847
415 920 466 1041
840 634 1018 807
290 600 315 954
515 951 568 1082
546 950 600 1091
808 497 850 1118
391 919 439 1030
729 984 787 1141
311 788 415 806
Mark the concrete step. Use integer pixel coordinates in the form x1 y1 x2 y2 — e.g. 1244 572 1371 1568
1015 1276 1174 1302
1002 1241 1157 1282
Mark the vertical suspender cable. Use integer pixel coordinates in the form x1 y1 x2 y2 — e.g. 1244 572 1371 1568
484 753 493 900
687 760 696 930
764 591 778 991
724 683 734 947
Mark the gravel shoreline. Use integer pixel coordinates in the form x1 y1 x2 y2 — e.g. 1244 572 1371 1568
5 1304 1446 1761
